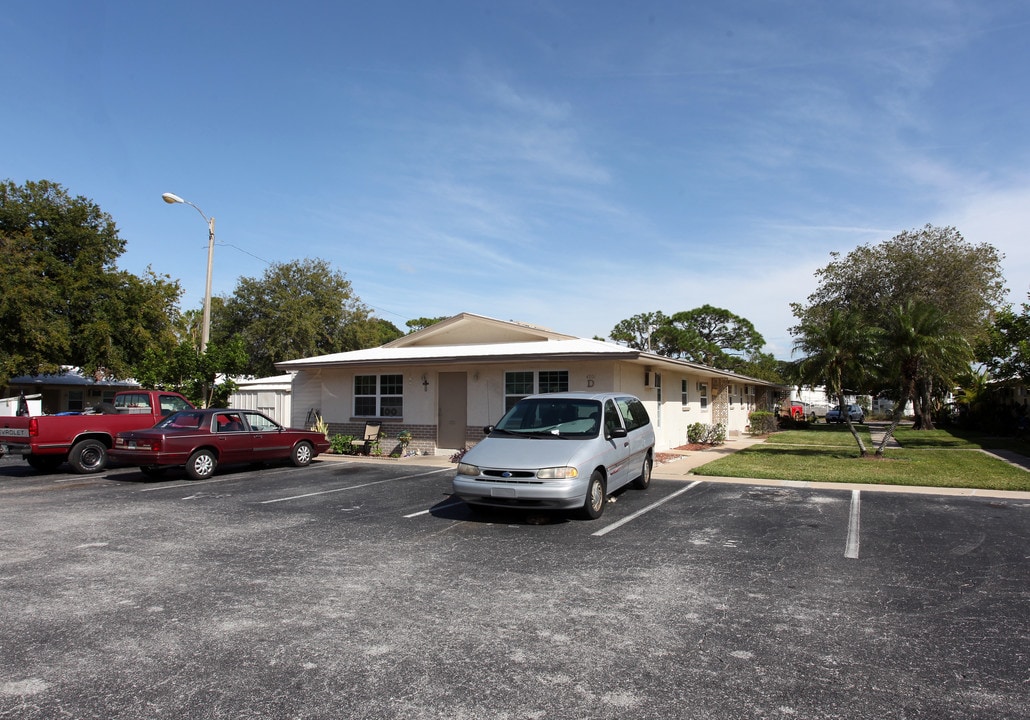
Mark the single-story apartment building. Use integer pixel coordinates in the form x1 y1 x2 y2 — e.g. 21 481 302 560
276 313 785 455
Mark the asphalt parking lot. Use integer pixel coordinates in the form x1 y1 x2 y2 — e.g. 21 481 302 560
1 454 1027 720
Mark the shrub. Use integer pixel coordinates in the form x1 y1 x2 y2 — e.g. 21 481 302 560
450 446 470 463
329 434 355 454
748 411 777 435
687 422 726 445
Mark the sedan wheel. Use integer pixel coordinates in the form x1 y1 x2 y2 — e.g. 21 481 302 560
580 471 606 520
186 449 217 480
291 441 313 467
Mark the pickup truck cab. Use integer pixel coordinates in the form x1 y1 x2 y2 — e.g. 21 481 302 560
0 390 194 473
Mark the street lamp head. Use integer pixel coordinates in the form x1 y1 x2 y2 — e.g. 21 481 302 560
161 192 185 204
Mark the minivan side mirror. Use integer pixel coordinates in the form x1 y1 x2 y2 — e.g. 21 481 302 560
608 427 628 439
483 425 494 435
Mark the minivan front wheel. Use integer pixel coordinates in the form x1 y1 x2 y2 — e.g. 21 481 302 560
580 471 606 520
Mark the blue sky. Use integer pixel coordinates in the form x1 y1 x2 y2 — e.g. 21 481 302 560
5 1 1029 359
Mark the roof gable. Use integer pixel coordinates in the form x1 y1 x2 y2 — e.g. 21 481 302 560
385 313 575 348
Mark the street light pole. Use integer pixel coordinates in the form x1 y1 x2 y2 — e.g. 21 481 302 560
162 192 215 352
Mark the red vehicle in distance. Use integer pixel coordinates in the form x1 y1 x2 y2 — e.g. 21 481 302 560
781 400 809 420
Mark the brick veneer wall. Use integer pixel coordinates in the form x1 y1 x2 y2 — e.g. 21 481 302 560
326 422 438 456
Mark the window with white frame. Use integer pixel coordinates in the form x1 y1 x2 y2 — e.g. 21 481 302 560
354 374 404 417
681 379 689 408
698 382 709 410
505 370 568 411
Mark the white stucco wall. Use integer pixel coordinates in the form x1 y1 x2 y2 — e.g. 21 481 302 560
289 361 769 452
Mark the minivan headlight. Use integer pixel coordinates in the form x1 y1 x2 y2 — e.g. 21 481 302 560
537 466 578 480
456 462 481 477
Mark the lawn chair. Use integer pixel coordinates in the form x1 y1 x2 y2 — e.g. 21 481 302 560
352 421 382 455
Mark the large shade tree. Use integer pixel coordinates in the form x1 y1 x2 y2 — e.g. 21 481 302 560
609 306 766 372
212 258 372 377
792 225 1006 427
0 179 181 386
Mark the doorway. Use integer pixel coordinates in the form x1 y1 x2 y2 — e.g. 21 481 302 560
437 372 468 449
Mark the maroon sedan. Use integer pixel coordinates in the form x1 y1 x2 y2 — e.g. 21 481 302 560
110 409 331 480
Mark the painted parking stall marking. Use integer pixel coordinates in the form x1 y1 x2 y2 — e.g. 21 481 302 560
260 467 451 505
592 480 702 537
845 489 861 559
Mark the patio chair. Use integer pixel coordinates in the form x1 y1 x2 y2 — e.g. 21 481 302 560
352 421 382 455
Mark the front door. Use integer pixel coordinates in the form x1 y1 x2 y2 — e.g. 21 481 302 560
437 372 468 450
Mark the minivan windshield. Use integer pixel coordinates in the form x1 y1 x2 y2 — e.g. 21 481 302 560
494 398 602 438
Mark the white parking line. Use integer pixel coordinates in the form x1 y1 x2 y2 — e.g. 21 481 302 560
404 500 464 518
259 467 451 505
592 480 702 537
845 489 861 559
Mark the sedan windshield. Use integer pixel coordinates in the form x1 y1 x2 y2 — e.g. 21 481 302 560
494 399 601 438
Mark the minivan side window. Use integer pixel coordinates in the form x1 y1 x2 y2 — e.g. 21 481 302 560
617 397 651 431
603 399 622 437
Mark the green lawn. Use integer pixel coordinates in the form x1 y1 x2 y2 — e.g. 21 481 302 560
692 426 1030 492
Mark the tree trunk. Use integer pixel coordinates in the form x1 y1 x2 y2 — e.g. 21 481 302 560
877 381 915 456
840 392 868 457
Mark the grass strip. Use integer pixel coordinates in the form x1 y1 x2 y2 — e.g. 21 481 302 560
692 444 1030 491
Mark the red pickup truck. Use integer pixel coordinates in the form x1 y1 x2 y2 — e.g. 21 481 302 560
781 400 809 420
0 390 194 474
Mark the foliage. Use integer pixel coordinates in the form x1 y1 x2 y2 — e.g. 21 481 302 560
687 422 726 445
875 299 972 439
666 305 765 367
212 258 371 377
310 414 330 438
977 295 1030 386
609 311 669 351
406 317 448 333
731 351 788 383
339 317 403 350
329 434 355 454
797 225 1006 346
397 430 413 447
790 224 1003 444
0 179 181 386
747 411 777 435
135 336 249 408
450 447 470 463
609 306 766 372
791 308 878 455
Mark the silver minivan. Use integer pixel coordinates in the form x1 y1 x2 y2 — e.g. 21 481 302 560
452 392 656 519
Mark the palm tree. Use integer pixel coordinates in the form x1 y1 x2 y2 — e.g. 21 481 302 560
874 300 972 454
792 308 879 456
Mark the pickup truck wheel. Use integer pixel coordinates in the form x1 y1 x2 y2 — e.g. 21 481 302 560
27 455 63 473
68 439 107 474
291 441 314 467
186 449 217 480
